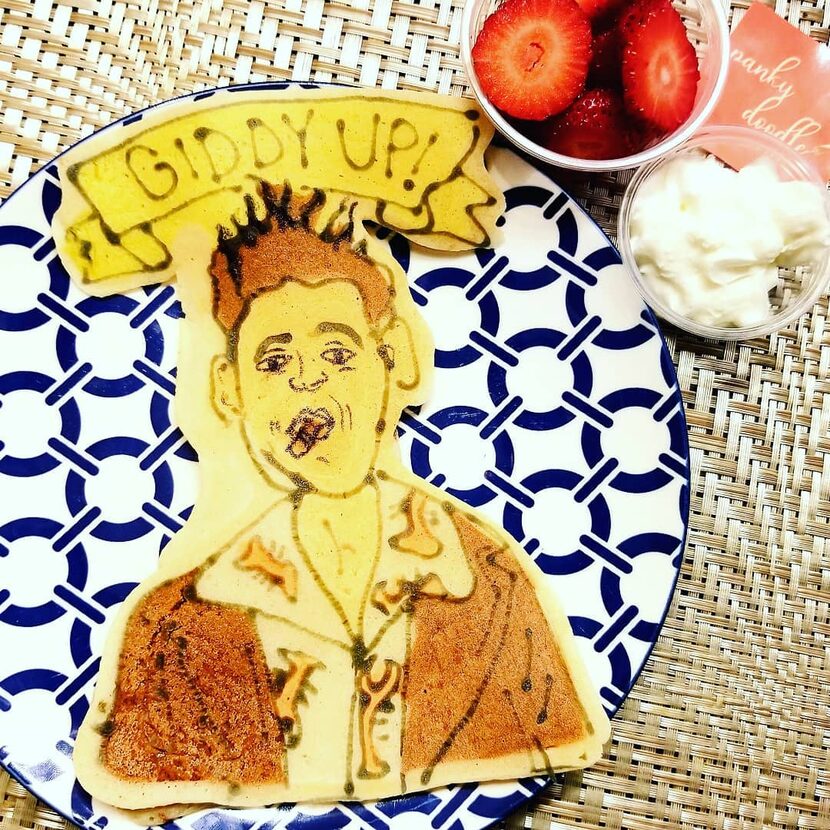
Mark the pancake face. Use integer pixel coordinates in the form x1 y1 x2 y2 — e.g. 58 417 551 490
51 87 610 814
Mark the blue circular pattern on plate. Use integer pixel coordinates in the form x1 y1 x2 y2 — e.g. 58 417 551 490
0 82 690 830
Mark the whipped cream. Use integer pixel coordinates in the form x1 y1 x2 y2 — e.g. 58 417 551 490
629 152 830 327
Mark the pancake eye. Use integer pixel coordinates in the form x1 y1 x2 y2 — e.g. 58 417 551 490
257 351 292 374
321 347 355 367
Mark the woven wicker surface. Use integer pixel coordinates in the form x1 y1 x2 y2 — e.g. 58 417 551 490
1 0 829 828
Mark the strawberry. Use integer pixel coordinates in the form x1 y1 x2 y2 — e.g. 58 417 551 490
574 0 626 22
471 0 593 121
620 4 699 130
539 88 636 160
587 27 622 89
617 0 674 40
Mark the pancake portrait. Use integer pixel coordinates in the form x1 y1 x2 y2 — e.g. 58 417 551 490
50 87 611 816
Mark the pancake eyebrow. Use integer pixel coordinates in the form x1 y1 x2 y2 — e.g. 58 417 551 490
316 321 363 348
255 333 292 360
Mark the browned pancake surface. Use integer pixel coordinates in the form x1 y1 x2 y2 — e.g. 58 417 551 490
403 511 588 775
102 572 286 784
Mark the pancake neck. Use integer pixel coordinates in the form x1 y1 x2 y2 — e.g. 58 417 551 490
294 481 382 635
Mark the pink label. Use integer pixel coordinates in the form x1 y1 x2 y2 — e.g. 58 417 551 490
706 2 830 178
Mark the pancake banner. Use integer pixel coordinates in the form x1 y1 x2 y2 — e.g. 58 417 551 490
53 89 503 294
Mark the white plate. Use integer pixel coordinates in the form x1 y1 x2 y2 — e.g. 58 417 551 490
0 83 689 830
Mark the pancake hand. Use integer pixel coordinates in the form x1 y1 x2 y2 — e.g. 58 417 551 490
237 536 298 600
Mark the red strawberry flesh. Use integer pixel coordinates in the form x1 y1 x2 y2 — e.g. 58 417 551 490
471 0 593 120
620 3 699 130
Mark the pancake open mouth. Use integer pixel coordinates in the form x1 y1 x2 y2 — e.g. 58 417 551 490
285 407 336 458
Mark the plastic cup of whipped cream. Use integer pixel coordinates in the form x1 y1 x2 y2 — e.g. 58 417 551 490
618 125 830 340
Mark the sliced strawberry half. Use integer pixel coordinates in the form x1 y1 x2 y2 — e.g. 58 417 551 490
471 0 593 121
587 27 622 89
539 88 635 160
621 6 699 130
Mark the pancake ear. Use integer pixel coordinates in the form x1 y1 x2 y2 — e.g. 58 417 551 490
382 318 419 391
211 355 242 421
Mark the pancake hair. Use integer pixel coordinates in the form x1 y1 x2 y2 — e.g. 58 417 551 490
209 181 394 357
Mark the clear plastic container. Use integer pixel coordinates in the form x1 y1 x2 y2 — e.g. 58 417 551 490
460 0 730 172
617 126 830 340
